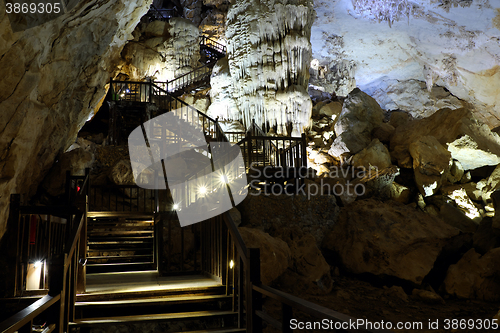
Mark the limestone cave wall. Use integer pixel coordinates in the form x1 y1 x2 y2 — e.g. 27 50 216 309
0 0 152 240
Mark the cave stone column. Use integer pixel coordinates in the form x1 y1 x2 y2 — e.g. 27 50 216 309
223 0 315 135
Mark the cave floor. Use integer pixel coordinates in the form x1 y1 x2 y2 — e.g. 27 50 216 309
265 274 500 333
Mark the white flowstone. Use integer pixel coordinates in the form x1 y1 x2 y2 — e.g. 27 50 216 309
121 17 200 81
221 0 315 135
311 0 500 128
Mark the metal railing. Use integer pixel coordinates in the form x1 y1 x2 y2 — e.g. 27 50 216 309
200 36 226 55
89 185 156 213
146 5 180 22
237 134 307 170
250 249 394 332
1 169 90 332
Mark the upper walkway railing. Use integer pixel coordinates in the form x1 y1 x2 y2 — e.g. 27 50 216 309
145 5 180 22
200 35 226 57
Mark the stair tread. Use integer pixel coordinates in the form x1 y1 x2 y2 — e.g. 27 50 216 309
71 310 236 325
86 254 153 260
87 244 152 252
76 294 231 307
87 262 154 267
87 212 154 218
88 231 153 235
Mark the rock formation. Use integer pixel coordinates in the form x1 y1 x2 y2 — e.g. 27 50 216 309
0 0 152 239
323 199 460 285
208 0 315 135
311 0 500 127
120 17 200 81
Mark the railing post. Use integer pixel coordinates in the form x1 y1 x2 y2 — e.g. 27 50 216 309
248 248 262 333
301 133 307 167
77 168 89 293
65 170 71 205
8 194 21 297
282 303 293 333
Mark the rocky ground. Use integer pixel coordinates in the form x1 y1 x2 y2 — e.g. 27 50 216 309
37 74 500 333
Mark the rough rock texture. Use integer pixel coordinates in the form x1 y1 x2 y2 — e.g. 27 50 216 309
42 147 94 197
238 194 339 246
120 18 200 81
352 138 392 170
409 136 451 197
217 0 315 135
0 0 152 240
444 248 500 302
364 79 464 119
323 199 460 285
109 159 135 185
238 227 291 285
311 0 500 128
276 229 333 295
328 88 384 157
391 108 500 170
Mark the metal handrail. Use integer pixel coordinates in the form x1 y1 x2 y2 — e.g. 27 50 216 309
200 35 226 55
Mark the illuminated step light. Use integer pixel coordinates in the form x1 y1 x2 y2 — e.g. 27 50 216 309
229 260 234 269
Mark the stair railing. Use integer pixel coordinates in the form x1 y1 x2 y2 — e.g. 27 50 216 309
0 169 90 333
249 248 394 332
236 129 307 171
146 4 180 21
200 35 227 56
161 61 215 95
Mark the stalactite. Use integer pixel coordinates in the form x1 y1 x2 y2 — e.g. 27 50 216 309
212 0 315 135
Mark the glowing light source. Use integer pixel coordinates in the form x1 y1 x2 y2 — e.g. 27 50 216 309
199 186 207 195
229 260 234 269
220 174 229 184
173 204 179 210
34 260 42 269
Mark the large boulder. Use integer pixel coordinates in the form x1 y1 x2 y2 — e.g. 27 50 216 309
391 108 500 170
323 199 460 285
328 88 384 157
109 159 135 185
319 101 342 121
409 136 451 197
352 138 392 171
481 165 500 205
277 230 333 295
238 227 291 285
444 248 500 301
238 194 339 246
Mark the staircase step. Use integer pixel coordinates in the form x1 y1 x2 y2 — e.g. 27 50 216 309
78 284 226 302
87 246 152 252
87 212 154 218
88 235 153 241
75 294 232 319
88 230 153 236
86 254 153 260
76 294 231 308
70 310 236 327
86 262 155 273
